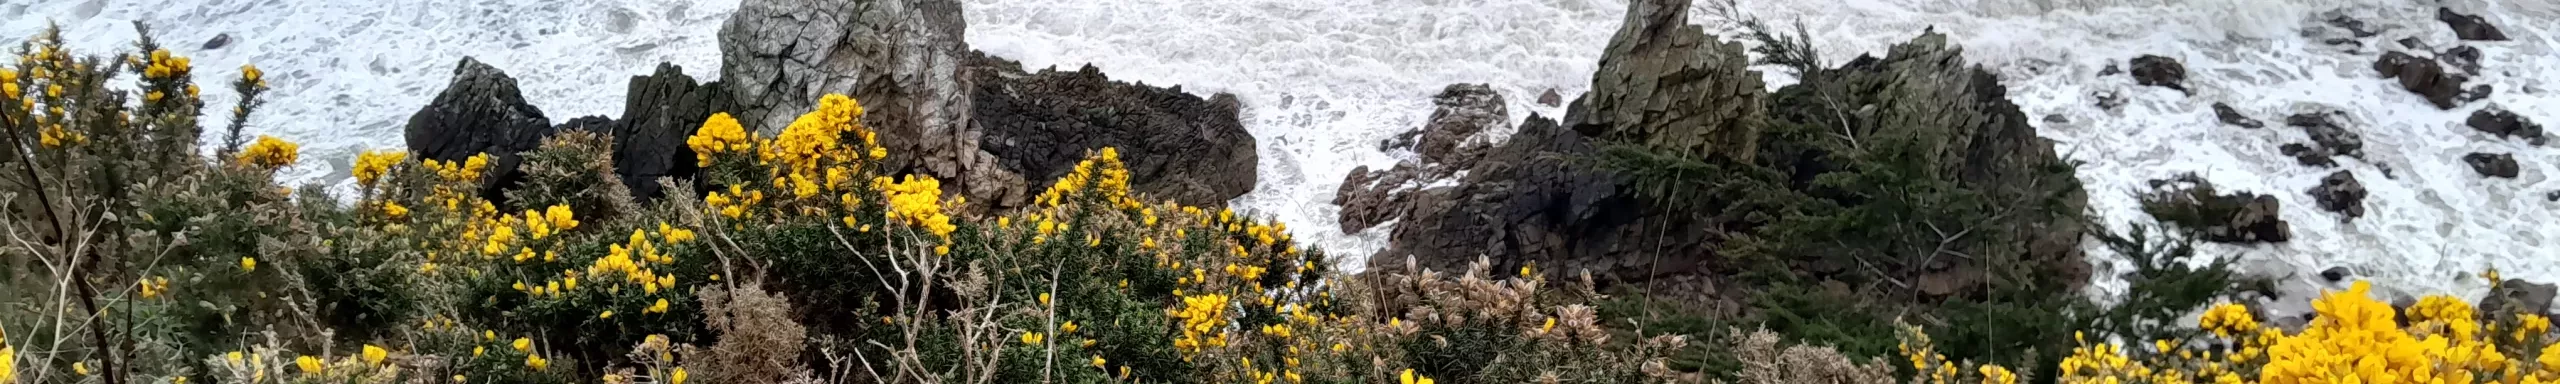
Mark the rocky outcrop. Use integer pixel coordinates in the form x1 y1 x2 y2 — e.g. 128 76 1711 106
2141 175 2291 243
405 57 557 202
2468 107 2548 145
2280 143 2337 168
2438 8 2508 41
1374 114 1652 277
2309 170 2368 220
2463 152 2520 178
718 0 1023 204
965 53 1257 207
2441 46 2482 75
2130 55 2188 93
2286 110 2364 159
1562 0 1764 163
1334 84 1514 233
2483 279 2557 316
2213 103 2263 128
2374 51 2485 109
605 64 732 199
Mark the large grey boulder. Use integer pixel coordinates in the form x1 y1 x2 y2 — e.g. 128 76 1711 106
718 0 1019 203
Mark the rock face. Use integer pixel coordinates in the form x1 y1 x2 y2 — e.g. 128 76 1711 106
2213 103 2263 128
608 64 732 199
2374 51 2477 109
2483 279 2557 316
2286 110 2364 159
2468 107 2549 145
405 57 557 201
2438 8 2508 41
1562 0 1764 163
1376 114 1647 277
1536 88 1563 107
2130 55 2188 93
1414 84 1504 165
965 53 1258 207
718 0 1022 204
2309 170 2368 220
2464 152 2520 178
2280 143 2337 168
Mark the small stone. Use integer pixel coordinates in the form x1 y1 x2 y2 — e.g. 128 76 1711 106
2438 7 2509 41
2397 37 2428 50
2043 114 2068 124
201 33 232 50
2321 267 2351 282
2212 102 2263 128
2442 46 2482 74
2463 152 2520 178
2328 13 2381 38
2281 143 2337 167
2094 91 2126 110
2099 62 2122 76
2546 191 2560 202
2309 170 2368 220
2286 110 2364 158
1537 88 1563 107
2467 107 2548 145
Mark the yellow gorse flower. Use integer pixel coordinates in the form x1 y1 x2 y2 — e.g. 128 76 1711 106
236 135 301 169
362 345 388 365
295 355 323 375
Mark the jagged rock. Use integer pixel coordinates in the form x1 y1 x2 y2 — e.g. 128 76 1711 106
2320 267 2351 282
202 33 231 50
2043 114 2068 124
2441 46 2482 74
2130 55 2188 93
966 54 1259 207
1537 88 1563 107
1335 85 1519 232
1333 164 1421 233
719 0 1021 204
2397 37 2428 50
2309 170 2367 220
2286 110 2364 159
2467 107 2549 145
611 63 732 199
2548 191 2560 202
2098 62 2122 76
2438 8 2508 41
2483 279 2557 315
2142 175 2291 243
2281 143 2337 167
555 115 617 135
2095 91 2126 110
1376 114 1647 278
1562 0 1764 163
2213 103 2263 128
2463 152 2520 178
405 57 556 202
1416 84 1506 165
2374 51 2472 109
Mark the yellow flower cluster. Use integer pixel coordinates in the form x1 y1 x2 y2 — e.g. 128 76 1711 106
583 226 688 297
687 112 752 167
1170 293 1233 355
421 154 492 183
876 175 957 239
2257 281 2504 384
705 184 766 219
764 94 873 176
136 275 171 299
236 135 300 169
0 329 13 384
1900 326 2024 384
240 64 268 89
37 123 83 148
140 48 191 80
352 150 406 186
1035 147 1135 208
2199 303 2259 339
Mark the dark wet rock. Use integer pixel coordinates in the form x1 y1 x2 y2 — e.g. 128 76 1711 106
2374 51 2473 109
2397 37 2428 50
2043 114 2068 124
2141 175 2291 243
2548 191 2560 202
202 33 231 50
2309 170 2368 220
2321 267 2351 282
966 53 1259 208
2442 46 2482 74
2213 103 2263 128
2327 12 2381 38
2281 143 2337 168
1415 84 1506 165
1537 88 1563 107
1334 164 1422 233
2130 55 2188 93
2467 107 2548 145
2286 110 2364 159
2095 91 2126 110
2463 152 2520 178
2482 279 2556 316
2099 62 2122 76
2438 8 2508 41
610 63 732 199
405 57 555 202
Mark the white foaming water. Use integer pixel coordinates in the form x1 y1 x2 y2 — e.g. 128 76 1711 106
9 0 2557 305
